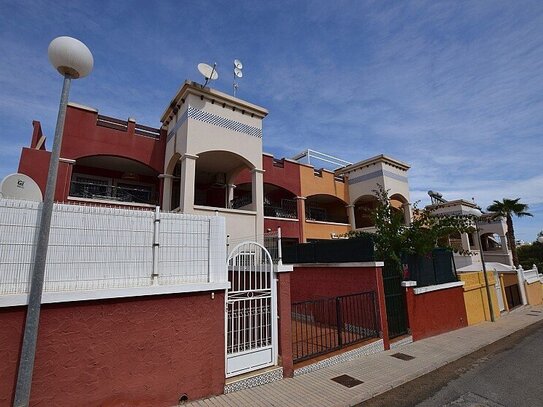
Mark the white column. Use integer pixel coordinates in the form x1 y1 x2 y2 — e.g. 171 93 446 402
346 204 356 230
159 174 174 211
516 266 528 305
251 168 265 242
461 233 471 252
179 153 198 213
227 184 236 208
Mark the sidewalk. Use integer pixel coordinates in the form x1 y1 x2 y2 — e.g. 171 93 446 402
187 305 543 407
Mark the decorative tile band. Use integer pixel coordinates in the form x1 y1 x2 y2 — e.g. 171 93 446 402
293 339 385 377
224 367 283 394
189 106 262 138
166 106 262 142
349 169 408 185
390 335 413 349
166 109 188 142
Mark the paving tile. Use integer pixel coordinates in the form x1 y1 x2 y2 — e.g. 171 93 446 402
187 305 543 407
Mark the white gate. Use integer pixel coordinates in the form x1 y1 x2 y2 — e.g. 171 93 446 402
225 242 277 377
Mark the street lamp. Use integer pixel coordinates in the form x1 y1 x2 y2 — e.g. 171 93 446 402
13 36 93 407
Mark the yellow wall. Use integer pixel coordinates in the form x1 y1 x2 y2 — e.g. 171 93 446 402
300 165 350 241
299 166 349 200
501 273 518 287
459 272 500 325
304 221 351 241
525 281 543 305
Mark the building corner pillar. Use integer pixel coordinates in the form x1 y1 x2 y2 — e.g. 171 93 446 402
346 204 356 230
179 153 198 213
295 196 306 243
251 168 265 241
159 174 174 211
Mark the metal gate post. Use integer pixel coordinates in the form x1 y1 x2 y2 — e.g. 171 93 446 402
336 296 343 348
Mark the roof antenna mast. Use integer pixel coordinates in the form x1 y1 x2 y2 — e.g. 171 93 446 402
233 59 243 97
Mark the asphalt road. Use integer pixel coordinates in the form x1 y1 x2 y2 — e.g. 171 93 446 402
360 319 543 407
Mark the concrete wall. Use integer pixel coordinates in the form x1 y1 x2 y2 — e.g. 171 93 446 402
525 281 543 305
0 292 225 406
405 283 468 341
458 272 500 325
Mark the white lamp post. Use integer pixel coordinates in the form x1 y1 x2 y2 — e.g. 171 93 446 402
13 36 93 407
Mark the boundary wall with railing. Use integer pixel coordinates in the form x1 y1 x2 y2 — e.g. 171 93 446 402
0 199 227 304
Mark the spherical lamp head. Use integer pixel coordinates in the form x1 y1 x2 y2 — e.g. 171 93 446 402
48 36 93 79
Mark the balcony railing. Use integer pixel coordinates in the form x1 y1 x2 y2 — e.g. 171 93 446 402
264 199 297 219
306 206 348 224
69 180 157 205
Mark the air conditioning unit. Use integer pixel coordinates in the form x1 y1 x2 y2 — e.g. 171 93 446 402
213 173 226 187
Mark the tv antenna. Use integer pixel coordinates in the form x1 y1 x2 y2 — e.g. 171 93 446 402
197 62 218 87
233 59 243 97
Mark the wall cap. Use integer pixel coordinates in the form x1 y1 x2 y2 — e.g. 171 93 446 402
0 282 230 308
413 281 465 295
401 280 417 287
292 261 384 268
274 264 294 273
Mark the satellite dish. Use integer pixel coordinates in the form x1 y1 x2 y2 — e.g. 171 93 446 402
234 59 243 69
197 62 218 87
234 67 243 78
0 173 43 202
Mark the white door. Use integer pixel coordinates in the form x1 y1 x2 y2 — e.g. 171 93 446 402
225 242 277 377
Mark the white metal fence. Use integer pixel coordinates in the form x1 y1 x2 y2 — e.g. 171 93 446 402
0 199 226 295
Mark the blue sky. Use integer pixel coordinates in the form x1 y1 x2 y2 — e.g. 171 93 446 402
1 1 542 241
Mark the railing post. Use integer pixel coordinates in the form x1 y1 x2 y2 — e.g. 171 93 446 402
336 296 343 348
151 206 160 285
277 227 283 265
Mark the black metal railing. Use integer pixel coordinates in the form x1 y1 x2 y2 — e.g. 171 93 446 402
264 199 297 219
69 180 157 205
306 206 348 224
230 194 252 209
292 291 379 363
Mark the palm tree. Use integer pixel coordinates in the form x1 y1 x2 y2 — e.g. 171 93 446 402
487 198 533 267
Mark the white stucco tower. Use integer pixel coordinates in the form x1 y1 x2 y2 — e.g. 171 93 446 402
336 155 412 230
160 81 268 241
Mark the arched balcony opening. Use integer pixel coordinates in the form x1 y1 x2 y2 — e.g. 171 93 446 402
305 194 349 224
354 195 379 228
69 155 159 205
481 233 503 251
390 193 409 225
263 183 297 219
194 151 253 210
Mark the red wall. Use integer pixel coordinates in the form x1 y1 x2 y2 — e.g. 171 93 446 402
290 266 389 348
18 148 73 202
235 155 302 197
405 286 468 341
291 266 380 302
60 106 166 173
264 218 300 240
1 292 225 406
